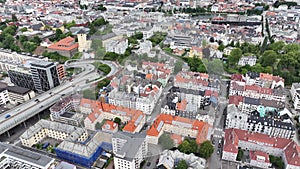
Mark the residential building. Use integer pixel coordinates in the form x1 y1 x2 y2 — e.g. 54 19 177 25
8 67 35 90
0 88 9 105
146 114 211 144
30 60 60 93
222 128 300 169
82 98 146 134
174 71 212 91
113 132 148 169
47 36 79 57
6 86 35 104
105 38 128 54
223 47 235 55
291 83 300 110
225 104 295 139
157 150 207 169
238 56 257 66
0 142 55 169
102 120 118 133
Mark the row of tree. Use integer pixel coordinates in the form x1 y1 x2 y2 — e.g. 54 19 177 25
225 40 300 85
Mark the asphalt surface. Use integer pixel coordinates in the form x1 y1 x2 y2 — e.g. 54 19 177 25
0 60 119 135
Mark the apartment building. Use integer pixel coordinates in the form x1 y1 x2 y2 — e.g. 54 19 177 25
20 119 88 147
0 142 55 169
238 55 257 66
174 71 214 91
226 104 295 139
113 132 148 169
82 98 146 134
222 128 300 169
146 114 211 145
291 83 300 110
30 60 60 93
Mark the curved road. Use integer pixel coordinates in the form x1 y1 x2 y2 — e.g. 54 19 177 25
0 60 119 135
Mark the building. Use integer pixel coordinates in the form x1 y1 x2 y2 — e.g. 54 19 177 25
82 98 146 134
77 31 91 52
0 88 9 105
249 151 272 169
50 95 82 126
20 119 112 168
146 114 211 145
226 103 295 139
8 67 35 90
55 161 76 169
102 120 118 133
291 83 300 110
222 128 300 169
0 142 55 169
238 56 257 66
47 36 79 57
6 86 35 104
30 60 60 93
113 132 148 169
157 150 206 169
174 71 211 91
56 64 66 80
105 38 128 54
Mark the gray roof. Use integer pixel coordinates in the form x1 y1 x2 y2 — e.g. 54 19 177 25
0 142 54 167
31 60 54 68
113 132 146 160
244 97 260 105
6 86 31 95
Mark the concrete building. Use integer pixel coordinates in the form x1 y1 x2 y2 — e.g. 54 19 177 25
77 31 91 52
6 86 35 104
8 67 35 90
291 83 300 110
56 64 66 81
0 142 55 169
47 36 79 57
113 132 148 169
249 151 272 169
30 60 60 93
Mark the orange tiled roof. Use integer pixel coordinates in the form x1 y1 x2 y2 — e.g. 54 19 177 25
102 120 118 131
176 100 187 111
48 36 78 51
250 151 270 163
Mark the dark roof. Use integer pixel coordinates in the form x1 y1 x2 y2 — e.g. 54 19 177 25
244 97 260 105
0 87 6 92
6 86 31 95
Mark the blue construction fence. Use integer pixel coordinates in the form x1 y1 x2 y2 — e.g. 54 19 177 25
55 142 112 168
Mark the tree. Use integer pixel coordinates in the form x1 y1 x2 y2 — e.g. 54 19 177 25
11 14 18 22
114 117 121 125
30 36 42 44
176 160 188 169
269 41 285 53
19 27 28 32
174 60 183 74
269 155 284 169
228 48 242 67
92 18 108 27
198 141 214 159
260 50 277 67
283 43 300 54
97 4 107 11
22 41 37 53
236 149 244 161
218 44 225 51
158 133 174 150
95 121 102 130
3 25 17 35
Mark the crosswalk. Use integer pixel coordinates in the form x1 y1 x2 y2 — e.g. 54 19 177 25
213 128 225 138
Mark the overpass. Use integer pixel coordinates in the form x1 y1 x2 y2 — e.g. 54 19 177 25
0 60 119 136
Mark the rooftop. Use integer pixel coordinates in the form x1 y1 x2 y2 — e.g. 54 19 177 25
6 86 31 95
47 36 78 51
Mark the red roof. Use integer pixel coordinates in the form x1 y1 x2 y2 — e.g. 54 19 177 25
229 95 244 106
245 85 261 93
250 151 270 163
48 36 78 51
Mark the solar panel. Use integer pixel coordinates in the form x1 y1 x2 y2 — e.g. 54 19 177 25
156 121 164 132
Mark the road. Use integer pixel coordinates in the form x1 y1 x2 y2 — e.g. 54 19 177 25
0 60 119 136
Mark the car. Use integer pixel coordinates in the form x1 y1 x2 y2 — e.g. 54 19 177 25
217 149 221 155
212 139 215 144
146 162 151 167
218 143 222 148
61 94 65 96
35 99 40 102
5 114 11 119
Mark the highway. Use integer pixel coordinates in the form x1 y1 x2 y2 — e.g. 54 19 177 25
0 60 119 136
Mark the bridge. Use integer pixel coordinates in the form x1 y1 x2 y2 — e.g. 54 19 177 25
0 60 119 136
